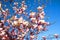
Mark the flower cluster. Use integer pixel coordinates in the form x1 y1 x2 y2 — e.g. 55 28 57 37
0 1 50 40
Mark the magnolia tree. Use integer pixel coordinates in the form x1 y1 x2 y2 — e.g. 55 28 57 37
0 0 50 40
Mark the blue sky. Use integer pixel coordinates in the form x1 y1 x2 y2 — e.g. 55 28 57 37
45 0 60 34
0 0 60 40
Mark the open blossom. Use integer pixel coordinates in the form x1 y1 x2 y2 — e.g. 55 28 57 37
21 1 25 7
13 21 18 25
0 2 2 10
18 17 23 23
33 24 38 28
37 6 43 11
14 16 18 20
2 34 8 40
14 2 18 6
29 12 36 18
2 37 6 40
26 28 29 32
22 1 25 4
10 15 18 21
37 25 43 32
21 5 27 11
2 10 6 15
18 8 23 14
30 35 35 39
23 21 29 26
30 17 37 23
0 29 6 36
0 28 3 31
54 34 59 38
13 6 17 10
18 5 27 14
5 8 9 11
38 11 45 19
1 20 5 23
38 20 45 24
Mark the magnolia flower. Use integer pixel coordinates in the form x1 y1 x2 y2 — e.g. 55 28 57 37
2 35 8 40
30 17 37 23
5 8 9 15
13 21 18 25
18 17 23 24
22 1 25 4
12 20 19 27
26 28 29 32
0 31 5 36
19 17 23 20
18 8 23 14
30 35 35 39
10 16 15 20
37 6 43 10
0 28 3 31
0 2 2 10
23 21 29 26
2 10 8 17
38 20 45 24
0 2 1 5
30 34 37 40
44 22 50 26
11 15 18 20
2 37 6 40
33 24 38 28
13 6 17 10
14 16 18 20
14 2 18 6
29 12 36 18
21 33 26 37
7 19 10 24
5 34 8 37
2 10 5 13
21 1 25 6
1 20 5 23
37 25 43 32
54 34 59 38
22 6 26 11
17 5 27 14
18 11 22 14
0 22 3 27
14 8 19 14
38 11 45 19
5 8 9 11
12 22 14 26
